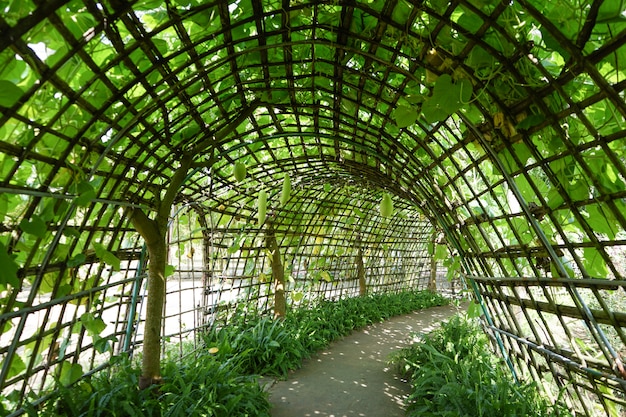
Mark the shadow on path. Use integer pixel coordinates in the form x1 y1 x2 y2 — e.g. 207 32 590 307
268 303 468 417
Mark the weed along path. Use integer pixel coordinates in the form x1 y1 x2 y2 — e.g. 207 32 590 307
268 303 467 417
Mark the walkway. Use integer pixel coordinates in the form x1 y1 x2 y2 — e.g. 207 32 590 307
268 303 467 417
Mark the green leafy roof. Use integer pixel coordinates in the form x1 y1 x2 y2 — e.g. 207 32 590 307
1 0 626 415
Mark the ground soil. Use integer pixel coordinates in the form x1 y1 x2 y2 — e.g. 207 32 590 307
267 302 468 417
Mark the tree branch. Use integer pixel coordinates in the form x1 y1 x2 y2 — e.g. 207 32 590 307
155 155 193 229
128 208 160 246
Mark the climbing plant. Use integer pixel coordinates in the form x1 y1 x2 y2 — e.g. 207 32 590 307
1 0 626 415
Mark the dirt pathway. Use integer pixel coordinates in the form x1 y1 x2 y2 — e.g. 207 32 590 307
268 303 467 417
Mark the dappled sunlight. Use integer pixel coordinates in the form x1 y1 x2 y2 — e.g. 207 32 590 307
269 304 466 416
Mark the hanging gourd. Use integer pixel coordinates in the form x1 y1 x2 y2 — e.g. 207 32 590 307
257 189 267 227
280 173 291 206
233 161 247 182
380 192 394 218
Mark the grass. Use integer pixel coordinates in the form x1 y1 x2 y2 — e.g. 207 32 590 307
202 290 450 377
24 290 448 416
32 353 271 417
388 315 573 417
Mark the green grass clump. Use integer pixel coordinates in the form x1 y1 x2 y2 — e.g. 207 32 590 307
34 354 270 417
389 315 572 417
31 290 447 416
203 290 449 377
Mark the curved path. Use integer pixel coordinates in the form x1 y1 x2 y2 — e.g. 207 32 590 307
268 303 467 417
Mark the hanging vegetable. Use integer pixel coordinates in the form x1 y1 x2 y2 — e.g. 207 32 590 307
233 161 247 182
257 189 267 227
380 192 394 218
280 173 291 206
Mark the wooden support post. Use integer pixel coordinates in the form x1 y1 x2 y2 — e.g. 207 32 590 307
357 246 366 296
428 251 437 291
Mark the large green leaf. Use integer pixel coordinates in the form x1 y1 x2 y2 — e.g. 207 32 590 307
422 75 473 123
540 27 571 60
394 105 419 128
58 361 84 387
586 204 619 239
0 242 20 288
80 313 106 336
19 215 47 238
583 247 608 278
546 187 565 209
93 243 120 271
434 244 448 261
6 354 26 379
0 80 23 107
74 181 96 207
510 218 534 245
597 0 626 23
0 193 8 221
67 253 86 267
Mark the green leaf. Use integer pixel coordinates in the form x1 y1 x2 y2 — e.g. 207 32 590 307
516 114 545 130
0 242 20 288
320 270 332 282
39 271 61 293
228 234 243 253
597 0 626 23
391 0 413 24
444 257 461 281
466 46 495 70
0 193 8 221
567 180 589 201
19 215 47 238
394 105 419 128
165 264 175 277
243 259 255 275
93 243 120 271
1 319 12 334
422 98 448 124
550 257 575 279
546 188 564 209
540 27 571 60
0 80 23 107
422 75 473 123
467 300 482 318
74 181 96 207
583 247 608 278
292 291 304 302
58 362 83 387
434 244 448 261
94 336 114 353
268 340 280 348
67 253 86 267
586 204 619 239
510 218 534 245
6 354 26 379
80 313 106 336
457 11 484 33
598 165 626 194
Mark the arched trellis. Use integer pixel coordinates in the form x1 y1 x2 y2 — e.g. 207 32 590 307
0 0 625 415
